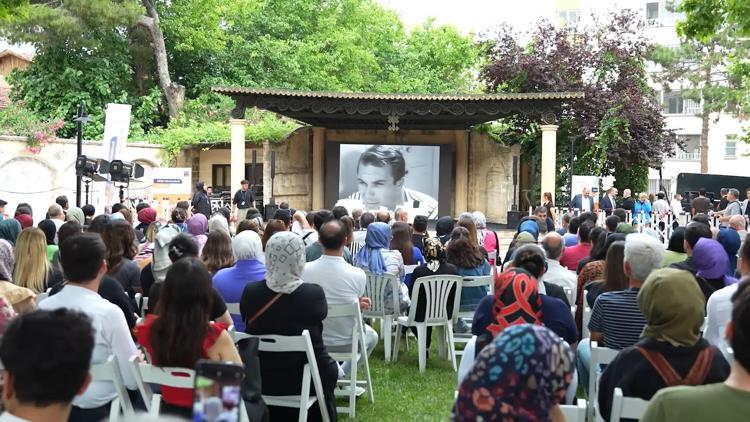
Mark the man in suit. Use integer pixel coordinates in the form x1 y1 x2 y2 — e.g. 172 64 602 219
570 187 594 212
600 187 618 216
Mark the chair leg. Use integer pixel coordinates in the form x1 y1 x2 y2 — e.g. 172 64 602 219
109 397 120 422
300 365 312 422
349 354 357 418
446 324 457 372
436 325 446 359
393 323 402 362
417 324 427 373
360 329 374 403
383 316 393 362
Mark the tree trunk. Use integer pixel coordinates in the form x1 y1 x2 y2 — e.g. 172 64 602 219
138 0 184 119
699 64 711 174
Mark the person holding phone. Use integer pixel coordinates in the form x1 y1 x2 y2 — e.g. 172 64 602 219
136 257 241 419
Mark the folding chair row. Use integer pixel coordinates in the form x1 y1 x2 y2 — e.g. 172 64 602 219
587 341 620 422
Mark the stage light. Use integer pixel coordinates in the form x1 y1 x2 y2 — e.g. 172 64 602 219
109 160 145 183
75 155 110 178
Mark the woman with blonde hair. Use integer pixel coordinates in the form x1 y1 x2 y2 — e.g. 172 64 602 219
634 191 653 226
13 228 61 293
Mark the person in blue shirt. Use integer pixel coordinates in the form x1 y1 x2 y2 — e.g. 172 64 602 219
633 192 653 226
390 222 424 288
446 227 490 312
212 230 266 331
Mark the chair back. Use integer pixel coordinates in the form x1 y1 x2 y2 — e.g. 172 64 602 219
325 303 363 359
406 276 462 325
363 272 400 318
563 286 575 306
227 302 241 315
582 289 592 338
90 355 134 417
587 341 620 421
35 292 49 304
129 356 195 414
610 387 650 421
559 399 587 422
456 275 492 320
404 265 418 275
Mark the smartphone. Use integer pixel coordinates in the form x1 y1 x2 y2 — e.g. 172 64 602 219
192 360 244 422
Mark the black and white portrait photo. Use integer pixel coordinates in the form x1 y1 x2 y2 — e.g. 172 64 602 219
338 144 440 219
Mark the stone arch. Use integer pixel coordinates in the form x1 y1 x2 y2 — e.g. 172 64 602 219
0 156 57 221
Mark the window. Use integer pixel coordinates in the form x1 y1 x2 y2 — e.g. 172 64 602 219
652 90 662 105
676 135 700 161
212 164 231 192
663 91 684 114
726 135 737 157
646 2 660 24
559 9 579 32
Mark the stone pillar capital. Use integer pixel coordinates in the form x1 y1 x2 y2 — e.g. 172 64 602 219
539 124 559 132
229 118 247 126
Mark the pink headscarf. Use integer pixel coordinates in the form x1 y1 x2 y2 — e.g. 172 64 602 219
14 214 32 229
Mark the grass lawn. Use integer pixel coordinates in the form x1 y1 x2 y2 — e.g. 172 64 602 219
338 331 458 421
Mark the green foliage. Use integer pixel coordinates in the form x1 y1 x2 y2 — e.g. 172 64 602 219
613 162 649 195
678 0 750 40
0 103 65 153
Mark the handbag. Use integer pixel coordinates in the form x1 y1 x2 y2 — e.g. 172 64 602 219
236 292 282 422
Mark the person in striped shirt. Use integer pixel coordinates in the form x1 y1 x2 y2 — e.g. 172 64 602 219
576 233 665 394
345 145 438 219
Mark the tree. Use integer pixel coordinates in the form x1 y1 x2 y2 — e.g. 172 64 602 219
678 0 750 40
479 12 679 200
650 30 749 173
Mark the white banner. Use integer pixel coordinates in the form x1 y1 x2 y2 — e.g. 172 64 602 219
152 167 192 195
102 104 132 206
572 175 601 204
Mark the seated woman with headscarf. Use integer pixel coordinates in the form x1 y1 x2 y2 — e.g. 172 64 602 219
717 228 741 277
663 227 687 267
453 324 574 422
37 219 59 262
409 238 459 350
186 214 208 255
597 268 730 420
240 232 338 422
693 238 738 296
353 222 409 314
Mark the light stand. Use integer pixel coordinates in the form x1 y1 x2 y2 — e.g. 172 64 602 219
115 181 129 204
83 177 92 205
74 103 91 207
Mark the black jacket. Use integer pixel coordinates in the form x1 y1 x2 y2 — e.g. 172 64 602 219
191 190 211 217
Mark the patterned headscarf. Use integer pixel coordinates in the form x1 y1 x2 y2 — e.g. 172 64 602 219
472 211 487 230
453 324 574 421
423 237 446 272
354 222 391 275
0 219 21 246
488 268 543 335
66 207 85 226
264 231 305 294
0 239 14 282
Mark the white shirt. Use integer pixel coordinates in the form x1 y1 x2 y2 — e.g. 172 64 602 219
671 199 684 214
581 196 591 212
541 259 577 298
303 255 366 346
705 283 738 358
0 412 29 422
38 285 138 408
653 199 671 215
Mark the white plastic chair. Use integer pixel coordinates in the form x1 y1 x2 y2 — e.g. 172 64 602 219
363 273 400 362
587 341 620 422
326 303 374 417
453 275 492 357
90 355 134 422
563 286 575 307
404 265 418 275
250 330 331 422
610 387 650 422
394 275 462 372
582 289 592 339
559 399 587 422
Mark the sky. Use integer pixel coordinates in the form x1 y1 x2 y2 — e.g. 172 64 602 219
375 0 556 34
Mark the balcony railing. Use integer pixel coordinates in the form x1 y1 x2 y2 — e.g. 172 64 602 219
675 150 700 161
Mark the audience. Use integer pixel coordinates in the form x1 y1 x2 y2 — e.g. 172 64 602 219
38 233 138 421
213 230 266 330
136 258 241 418
0 239 35 314
642 279 750 421
101 220 141 296
540 232 577 295
446 227 490 314
411 215 429 253
0 219 21 246
663 227 687 267
65 206 85 227
307 210 352 263
353 212 373 245
0 309 95 422
435 216 454 245
576 233 664 393
717 227 741 277
47 204 65 234
670 221 713 275
81 204 95 226
563 215 580 246
354 222 408 314
303 220 378 375
14 227 61 293
37 219 58 262
240 232 338 422
390 221 424 287
454 324 574 421
597 268 730 420
605 215 620 233
560 221 593 270
584 239 627 308
201 231 235 275
261 219 287 250
186 213 208 255
694 238 737 295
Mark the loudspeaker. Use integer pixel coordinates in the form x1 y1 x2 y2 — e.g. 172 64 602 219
264 204 279 221
507 210 521 228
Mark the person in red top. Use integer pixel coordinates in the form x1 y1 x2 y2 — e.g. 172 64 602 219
559 221 594 271
136 257 241 418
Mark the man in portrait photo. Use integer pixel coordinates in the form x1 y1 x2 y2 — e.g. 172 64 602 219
345 145 438 219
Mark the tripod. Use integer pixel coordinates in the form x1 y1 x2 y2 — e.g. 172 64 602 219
83 178 92 205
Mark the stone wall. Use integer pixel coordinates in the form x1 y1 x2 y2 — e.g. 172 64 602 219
263 127 312 210
0 135 165 223
467 132 521 225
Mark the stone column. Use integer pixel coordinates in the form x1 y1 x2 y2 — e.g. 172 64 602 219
230 119 247 196
540 124 559 206
454 130 469 215
312 127 326 209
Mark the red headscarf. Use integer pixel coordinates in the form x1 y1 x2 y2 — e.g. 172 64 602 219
488 268 543 335
138 207 157 225
14 214 32 230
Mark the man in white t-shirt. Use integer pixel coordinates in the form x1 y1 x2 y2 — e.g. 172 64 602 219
303 220 378 374
38 233 138 421
540 233 577 296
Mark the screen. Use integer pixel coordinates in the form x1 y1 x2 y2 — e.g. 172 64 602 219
337 144 440 219
193 370 242 422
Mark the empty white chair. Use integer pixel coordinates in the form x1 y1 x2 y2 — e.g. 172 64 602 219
559 398 587 422
587 341 620 422
250 330 331 422
394 275 463 372
90 355 134 422
363 272 400 362
326 303 374 417
610 387 650 422
453 275 492 357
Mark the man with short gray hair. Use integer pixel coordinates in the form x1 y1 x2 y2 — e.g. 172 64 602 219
576 233 665 393
540 232 577 295
719 188 742 224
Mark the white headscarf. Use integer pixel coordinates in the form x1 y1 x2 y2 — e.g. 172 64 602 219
208 214 230 236
264 231 306 294
233 230 264 262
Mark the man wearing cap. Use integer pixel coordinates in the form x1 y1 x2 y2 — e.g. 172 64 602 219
232 180 255 225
